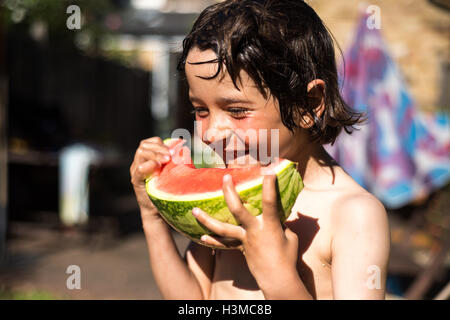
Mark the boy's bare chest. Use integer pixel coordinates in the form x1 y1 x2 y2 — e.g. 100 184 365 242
210 190 335 299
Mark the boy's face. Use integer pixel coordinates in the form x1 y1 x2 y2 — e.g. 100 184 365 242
185 47 304 165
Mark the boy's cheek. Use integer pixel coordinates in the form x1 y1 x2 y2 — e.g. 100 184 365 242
194 118 207 138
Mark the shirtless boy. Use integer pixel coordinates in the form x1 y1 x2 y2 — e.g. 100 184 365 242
130 0 390 300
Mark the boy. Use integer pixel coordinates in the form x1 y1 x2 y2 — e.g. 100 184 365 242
130 0 390 299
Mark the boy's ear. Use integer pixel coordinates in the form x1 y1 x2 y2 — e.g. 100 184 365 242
299 79 326 129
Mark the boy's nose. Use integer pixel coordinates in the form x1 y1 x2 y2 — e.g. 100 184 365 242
202 116 233 144
204 128 231 144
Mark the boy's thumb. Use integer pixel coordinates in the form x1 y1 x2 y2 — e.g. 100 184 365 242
285 227 298 245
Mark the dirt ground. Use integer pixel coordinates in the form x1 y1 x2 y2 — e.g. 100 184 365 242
0 220 190 300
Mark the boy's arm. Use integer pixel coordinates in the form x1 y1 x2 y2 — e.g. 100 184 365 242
143 209 214 299
331 194 390 300
184 241 215 299
131 137 214 299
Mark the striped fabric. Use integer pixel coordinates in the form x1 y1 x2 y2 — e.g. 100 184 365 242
325 13 450 209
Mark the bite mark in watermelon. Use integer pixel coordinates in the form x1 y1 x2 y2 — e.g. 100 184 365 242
145 138 303 248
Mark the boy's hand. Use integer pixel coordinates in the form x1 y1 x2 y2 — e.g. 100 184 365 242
192 173 301 293
130 137 172 224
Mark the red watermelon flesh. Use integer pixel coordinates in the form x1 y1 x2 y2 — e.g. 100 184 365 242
154 138 276 195
145 138 303 246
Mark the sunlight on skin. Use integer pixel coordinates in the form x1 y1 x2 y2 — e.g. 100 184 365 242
185 47 306 168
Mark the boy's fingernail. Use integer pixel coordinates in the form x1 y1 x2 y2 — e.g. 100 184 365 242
139 162 150 171
223 174 232 182
192 208 201 217
200 235 207 242
261 167 275 176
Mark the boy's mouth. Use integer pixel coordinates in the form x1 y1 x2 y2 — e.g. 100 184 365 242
194 135 273 168
223 149 257 168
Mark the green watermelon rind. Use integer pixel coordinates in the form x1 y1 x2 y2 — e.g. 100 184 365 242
146 160 303 247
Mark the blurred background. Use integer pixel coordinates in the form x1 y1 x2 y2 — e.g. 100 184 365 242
0 0 448 300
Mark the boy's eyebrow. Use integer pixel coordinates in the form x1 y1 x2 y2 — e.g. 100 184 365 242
217 97 252 105
189 95 252 106
189 96 204 105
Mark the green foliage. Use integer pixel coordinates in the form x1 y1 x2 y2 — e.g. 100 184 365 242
0 287 61 300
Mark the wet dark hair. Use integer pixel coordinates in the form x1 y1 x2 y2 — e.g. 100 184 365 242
177 0 364 145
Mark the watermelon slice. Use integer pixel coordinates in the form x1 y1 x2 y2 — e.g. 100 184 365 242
145 138 303 248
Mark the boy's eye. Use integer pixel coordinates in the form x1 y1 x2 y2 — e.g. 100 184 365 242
191 107 209 118
228 108 248 119
191 107 249 119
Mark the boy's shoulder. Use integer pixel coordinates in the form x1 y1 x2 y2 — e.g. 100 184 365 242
288 166 389 271
294 165 387 232
325 167 389 239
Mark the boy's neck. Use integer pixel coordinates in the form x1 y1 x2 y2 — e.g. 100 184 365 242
291 142 339 189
